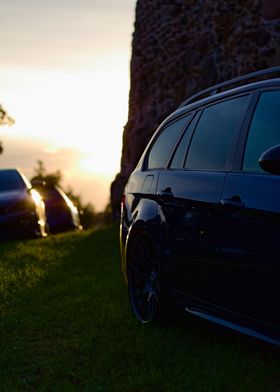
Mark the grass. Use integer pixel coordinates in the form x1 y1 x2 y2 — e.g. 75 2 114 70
0 225 279 391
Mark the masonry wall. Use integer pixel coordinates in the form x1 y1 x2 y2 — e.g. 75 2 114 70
111 0 280 217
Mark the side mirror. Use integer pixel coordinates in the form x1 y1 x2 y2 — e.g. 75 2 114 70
259 144 280 174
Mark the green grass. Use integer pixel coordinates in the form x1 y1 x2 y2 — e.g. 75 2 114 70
0 225 279 392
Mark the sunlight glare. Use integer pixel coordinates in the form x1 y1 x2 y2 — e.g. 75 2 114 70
0 54 129 176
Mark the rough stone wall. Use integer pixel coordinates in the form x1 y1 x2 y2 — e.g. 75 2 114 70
111 0 280 218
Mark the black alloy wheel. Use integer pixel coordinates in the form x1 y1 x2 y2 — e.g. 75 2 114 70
127 232 163 323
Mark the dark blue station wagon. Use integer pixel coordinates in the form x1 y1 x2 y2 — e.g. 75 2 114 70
120 67 280 346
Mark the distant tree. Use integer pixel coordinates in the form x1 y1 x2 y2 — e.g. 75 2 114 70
0 104 14 127
0 104 15 154
32 160 62 186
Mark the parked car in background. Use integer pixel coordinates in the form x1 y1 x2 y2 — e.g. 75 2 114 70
31 181 82 234
0 169 48 239
120 67 280 346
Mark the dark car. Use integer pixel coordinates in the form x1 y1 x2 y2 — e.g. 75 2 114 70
0 169 48 239
120 66 280 346
31 182 82 234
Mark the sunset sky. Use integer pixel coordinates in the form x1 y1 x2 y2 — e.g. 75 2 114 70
0 0 135 211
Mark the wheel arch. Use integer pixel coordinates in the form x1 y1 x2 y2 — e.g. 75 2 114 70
123 200 168 283
123 198 166 284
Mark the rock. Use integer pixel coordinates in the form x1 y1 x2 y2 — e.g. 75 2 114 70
262 0 280 20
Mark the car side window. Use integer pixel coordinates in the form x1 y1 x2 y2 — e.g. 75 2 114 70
147 115 190 169
170 112 199 169
185 95 249 171
243 90 280 173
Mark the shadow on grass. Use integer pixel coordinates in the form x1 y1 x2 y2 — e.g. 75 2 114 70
0 225 279 392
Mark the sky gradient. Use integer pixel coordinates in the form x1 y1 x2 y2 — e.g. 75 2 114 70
0 0 135 210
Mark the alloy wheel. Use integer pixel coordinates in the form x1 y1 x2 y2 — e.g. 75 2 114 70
127 233 160 323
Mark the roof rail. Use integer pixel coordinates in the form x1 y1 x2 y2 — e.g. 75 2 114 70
178 66 280 109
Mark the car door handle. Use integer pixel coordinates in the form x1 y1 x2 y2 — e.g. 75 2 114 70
220 196 245 211
157 187 174 200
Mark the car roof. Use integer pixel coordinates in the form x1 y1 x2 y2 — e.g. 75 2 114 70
0 168 20 174
169 78 280 123
179 66 280 108
167 66 280 124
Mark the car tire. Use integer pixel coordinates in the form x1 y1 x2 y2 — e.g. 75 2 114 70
127 232 169 324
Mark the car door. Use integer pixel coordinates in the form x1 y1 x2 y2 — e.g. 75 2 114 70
219 89 280 327
156 94 251 305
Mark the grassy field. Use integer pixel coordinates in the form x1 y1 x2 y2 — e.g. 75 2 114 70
0 225 279 392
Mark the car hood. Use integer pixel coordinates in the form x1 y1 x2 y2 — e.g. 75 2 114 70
0 189 26 210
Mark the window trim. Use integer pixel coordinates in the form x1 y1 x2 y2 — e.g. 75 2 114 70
167 111 199 169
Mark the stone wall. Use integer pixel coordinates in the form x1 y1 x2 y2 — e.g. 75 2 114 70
111 0 280 218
